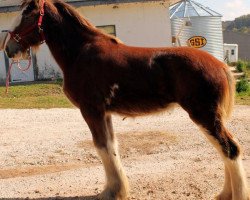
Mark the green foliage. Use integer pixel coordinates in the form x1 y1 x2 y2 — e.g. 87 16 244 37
224 14 250 34
55 78 63 86
236 60 247 72
246 61 250 69
236 78 250 93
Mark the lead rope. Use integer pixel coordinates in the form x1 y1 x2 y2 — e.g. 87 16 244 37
5 57 32 94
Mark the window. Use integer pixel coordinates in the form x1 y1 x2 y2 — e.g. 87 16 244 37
231 49 235 55
97 25 116 36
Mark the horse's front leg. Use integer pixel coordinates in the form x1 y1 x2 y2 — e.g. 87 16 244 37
80 106 129 200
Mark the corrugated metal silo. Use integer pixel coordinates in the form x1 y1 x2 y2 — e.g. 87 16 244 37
170 0 224 61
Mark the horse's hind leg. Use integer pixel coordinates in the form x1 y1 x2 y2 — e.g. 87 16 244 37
80 106 129 200
187 109 249 200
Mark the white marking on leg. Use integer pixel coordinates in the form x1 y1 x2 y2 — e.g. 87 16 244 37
225 157 249 200
198 126 249 200
96 138 129 200
199 128 233 200
216 165 232 200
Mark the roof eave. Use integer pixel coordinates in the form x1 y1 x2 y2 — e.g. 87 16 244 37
0 0 180 13
0 5 19 13
68 0 173 7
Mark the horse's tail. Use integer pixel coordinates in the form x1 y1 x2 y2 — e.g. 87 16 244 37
220 65 235 120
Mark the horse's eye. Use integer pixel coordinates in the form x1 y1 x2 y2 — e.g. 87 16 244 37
27 4 33 10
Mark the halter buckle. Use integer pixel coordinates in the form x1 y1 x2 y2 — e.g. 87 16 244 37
13 34 21 43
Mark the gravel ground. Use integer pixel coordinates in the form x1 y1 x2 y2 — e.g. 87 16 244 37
0 106 249 200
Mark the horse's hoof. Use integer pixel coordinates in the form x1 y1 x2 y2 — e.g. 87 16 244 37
98 188 128 200
98 190 117 200
98 188 116 200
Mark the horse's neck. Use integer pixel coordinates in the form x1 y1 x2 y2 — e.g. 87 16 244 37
43 3 98 72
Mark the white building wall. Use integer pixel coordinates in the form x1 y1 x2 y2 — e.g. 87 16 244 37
79 2 172 47
0 2 172 82
35 44 62 80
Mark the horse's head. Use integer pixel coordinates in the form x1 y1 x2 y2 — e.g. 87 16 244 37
5 0 45 60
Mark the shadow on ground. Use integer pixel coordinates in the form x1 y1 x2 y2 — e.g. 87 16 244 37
0 196 98 200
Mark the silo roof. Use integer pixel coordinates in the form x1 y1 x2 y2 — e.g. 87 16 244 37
170 0 222 19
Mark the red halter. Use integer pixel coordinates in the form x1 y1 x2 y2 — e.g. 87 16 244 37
9 0 45 47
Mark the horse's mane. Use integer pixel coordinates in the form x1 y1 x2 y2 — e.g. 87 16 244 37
20 0 96 28
21 0 122 43
54 0 96 30
54 0 123 43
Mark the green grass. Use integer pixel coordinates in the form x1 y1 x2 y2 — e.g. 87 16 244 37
235 90 250 105
0 82 73 109
0 81 249 109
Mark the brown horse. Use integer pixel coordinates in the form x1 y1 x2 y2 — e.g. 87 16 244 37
4 0 249 199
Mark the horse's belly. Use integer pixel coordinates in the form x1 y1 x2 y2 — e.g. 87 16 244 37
106 95 175 117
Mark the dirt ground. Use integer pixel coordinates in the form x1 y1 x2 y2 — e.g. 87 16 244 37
0 106 249 200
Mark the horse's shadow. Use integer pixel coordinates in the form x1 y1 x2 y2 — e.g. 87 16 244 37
1 195 98 200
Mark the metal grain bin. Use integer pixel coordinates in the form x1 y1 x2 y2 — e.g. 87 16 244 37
170 0 224 61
